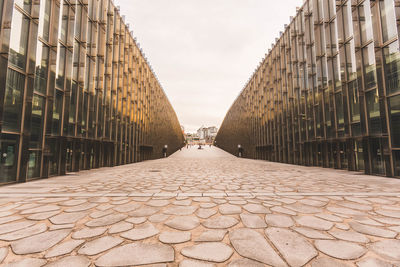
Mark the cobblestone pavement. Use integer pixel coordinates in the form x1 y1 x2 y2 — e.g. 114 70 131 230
0 146 400 266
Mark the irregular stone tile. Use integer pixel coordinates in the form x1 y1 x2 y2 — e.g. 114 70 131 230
96 204 114 211
293 227 334 239
196 208 217 219
295 216 333 231
61 199 87 206
349 221 397 238
45 255 90 267
337 201 372 211
0 223 47 241
90 209 113 219
0 221 35 235
72 227 107 239
121 223 159 240
3 258 47 267
78 236 123 256
229 228 287 266
193 197 212 202
15 203 41 210
125 217 147 224
50 211 88 224
311 257 353 267
213 199 227 204
0 215 23 225
265 214 294 227
45 239 85 258
315 213 343 222
159 231 191 244
147 200 170 207
27 210 61 220
163 206 197 216
179 259 215 267
270 206 296 215
369 239 400 261
327 206 366 216
65 203 97 212
165 216 200 231
353 216 383 226
195 230 227 242
20 205 60 215
375 209 400 219
228 258 265 267
149 214 170 223
129 206 159 217
49 224 75 230
113 202 141 213
335 223 350 230
108 221 133 234
200 203 216 208
375 216 400 225
240 213 266 228
329 229 369 243
95 243 174 266
11 229 70 254
314 240 367 260
284 203 323 214
356 257 394 267
173 199 192 206
0 247 8 263
265 227 317 266
243 204 269 214
181 242 233 263
85 213 127 227
202 216 238 229
219 204 241 215
298 199 327 207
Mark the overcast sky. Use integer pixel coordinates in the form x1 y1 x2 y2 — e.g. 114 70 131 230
117 0 301 132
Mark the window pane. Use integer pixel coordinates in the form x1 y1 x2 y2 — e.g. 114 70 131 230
380 0 397 43
52 90 63 135
0 134 18 182
8 10 30 70
363 44 377 89
14 0 31 13
389 95 400 147
3 69 24 132
38 0 51 41
33 44 49 94
383 41 400 94
366 89 382 134
359 0 374 43
27 150 41 178
56 46 66 89
30 94 45 149
348 80 360 122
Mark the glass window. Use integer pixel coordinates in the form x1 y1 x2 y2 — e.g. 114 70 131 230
30 94 44 149
0 134 18 183
363 44 377 89
389 94 400 147
8 10 30 70
3 69 24 132
348 80 360 122
366 89 382 134
380 0 397 43
56 46 66 89
59 2 68 43
359 0 374 43
335 92 344 130
38 0 51 41
394 150 400 176
14 0 31 13
370 138 384 174
27 150 41 178
52 90 63 135
33 43 49 94
383 41 400 94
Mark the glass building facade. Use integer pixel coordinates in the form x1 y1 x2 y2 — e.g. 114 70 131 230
0 0 184 184
216 0 400 178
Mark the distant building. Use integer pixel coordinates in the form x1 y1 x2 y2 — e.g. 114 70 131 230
197 126 218 144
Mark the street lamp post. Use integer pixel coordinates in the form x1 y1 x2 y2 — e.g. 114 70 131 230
163 145 168 158
238 144 242 157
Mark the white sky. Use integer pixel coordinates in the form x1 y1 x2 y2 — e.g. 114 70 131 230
116 0 301 132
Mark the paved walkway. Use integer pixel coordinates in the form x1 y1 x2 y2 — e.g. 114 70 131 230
0 146 399 266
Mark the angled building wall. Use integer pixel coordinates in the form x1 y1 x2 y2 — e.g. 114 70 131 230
0 0 184 184
216 0 400 178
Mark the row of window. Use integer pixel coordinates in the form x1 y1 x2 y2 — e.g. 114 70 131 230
0 0 184 183
216 0 400 177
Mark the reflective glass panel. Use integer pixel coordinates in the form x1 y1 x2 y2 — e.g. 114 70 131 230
383 41 400 94
389 94 400 147
38 0 51 41
30 94 44 149
33 43 49 94
380 0 397 43
8 10 29 70
363 44 377 89
3 69 24 132
0 134 18 182
27 150 41 178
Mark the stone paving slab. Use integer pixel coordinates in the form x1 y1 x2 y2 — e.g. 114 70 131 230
0 146 399 266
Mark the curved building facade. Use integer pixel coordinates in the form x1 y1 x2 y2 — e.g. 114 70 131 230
0 0 184 184
217 0 400 178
